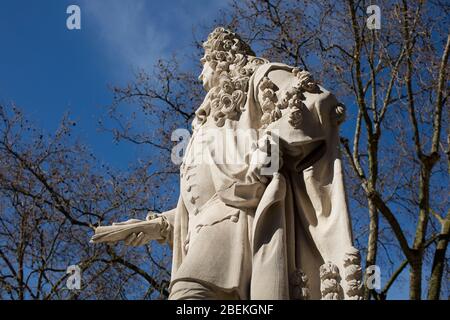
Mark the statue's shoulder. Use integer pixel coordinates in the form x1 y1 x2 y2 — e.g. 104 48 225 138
251 61 300 92
244 56 297 85
251 60 344 128
252 60 326 98
252 60 293 79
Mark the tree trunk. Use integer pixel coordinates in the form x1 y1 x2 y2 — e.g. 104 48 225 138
364 200 378 300
409 252 422 300
427 216 450 299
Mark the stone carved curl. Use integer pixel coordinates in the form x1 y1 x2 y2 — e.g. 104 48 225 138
195 27 268 128
258 68 319 129
196 27 341 132
258 77 283 128
292 68 319 93
319 262 343 300
343 247 364 300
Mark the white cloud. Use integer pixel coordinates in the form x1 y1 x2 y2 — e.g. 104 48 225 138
80 0 227 79
81 0 169 77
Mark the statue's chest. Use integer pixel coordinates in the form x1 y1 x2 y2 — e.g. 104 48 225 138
179 129 216 217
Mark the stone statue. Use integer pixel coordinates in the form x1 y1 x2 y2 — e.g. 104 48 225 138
91 27 363 300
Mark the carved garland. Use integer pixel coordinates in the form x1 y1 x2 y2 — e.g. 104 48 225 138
259 76 283 128
319 262 343 300
343 247 364 300
318 247 364 300
258 68 320 129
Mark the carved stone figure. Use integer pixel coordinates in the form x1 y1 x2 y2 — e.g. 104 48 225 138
91 27 362 300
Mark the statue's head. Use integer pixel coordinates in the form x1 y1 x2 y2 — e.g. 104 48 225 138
196 27 267 127
199 27 255 92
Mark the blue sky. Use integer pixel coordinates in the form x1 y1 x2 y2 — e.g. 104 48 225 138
0 0 225 168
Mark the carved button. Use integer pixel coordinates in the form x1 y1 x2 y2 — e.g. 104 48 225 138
230 216 239 223
192 208 198 215
187 185 192 192
190 195 199 204
183 237 190 252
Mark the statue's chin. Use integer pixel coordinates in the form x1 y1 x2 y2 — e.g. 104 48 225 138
203 78 220 92
203 82 211 92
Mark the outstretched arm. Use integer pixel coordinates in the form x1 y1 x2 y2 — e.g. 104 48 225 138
90 208 175 247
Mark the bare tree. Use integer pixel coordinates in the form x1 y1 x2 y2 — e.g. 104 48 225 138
0 105 172 299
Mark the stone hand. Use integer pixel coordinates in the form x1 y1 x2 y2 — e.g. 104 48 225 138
90 215 165 245
115 217 164 246
247 134 282 183
123 231 156 246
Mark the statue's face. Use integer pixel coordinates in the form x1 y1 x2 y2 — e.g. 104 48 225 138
199 57 219 92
